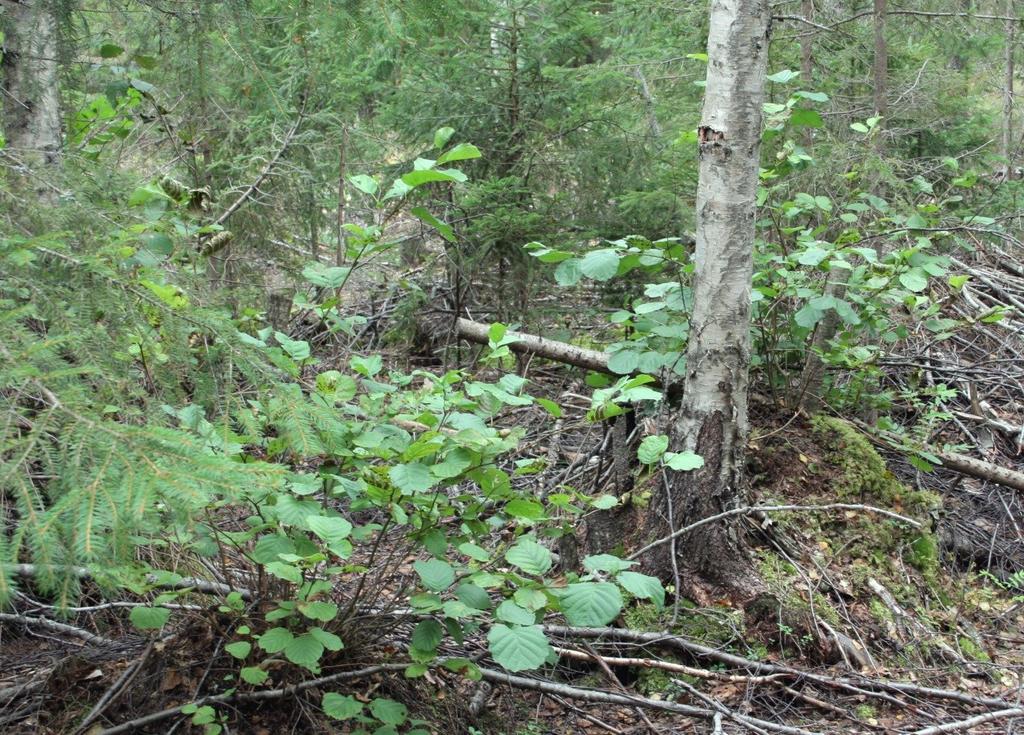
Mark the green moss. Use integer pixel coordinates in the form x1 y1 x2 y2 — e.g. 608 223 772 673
855 704 877 720
757 552 841 627
810 416 906 504
957 636 991 663
623 601 744 647
909 534 939 574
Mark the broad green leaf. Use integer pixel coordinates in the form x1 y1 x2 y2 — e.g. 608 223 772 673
558 583 623 626
590 494 618 510
370 698 407 726
433 126 456 148
664 451 704 471
414 559 455 592
899 268 928 292
225 641 251 659
616 571 665 608
284 633 324 668
411 619 443 652
554 258 583 286
487 624 553 672
129 606 170 630
257 627 293 653
455 582 492 610
240 667 268 685
348 174 378 195
99 43 125 58
607 349 640 374
505 498 546 521
307 515 353 544
264 561 302 584
437 143 482 164
323 692 362 720
579 249 620 281
505 538 552 576
583 554 635 575
410 206 455 242
495 600 536 625
535 398 562 417
274 332 310 361
637 435 669 464
308 627 343 651
458 542 491 562
401 169 461 187
390 463 435 494
767 69 799 84
790 108 823 128
299 601 338 622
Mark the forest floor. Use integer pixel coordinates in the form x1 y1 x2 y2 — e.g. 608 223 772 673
3 250 1024 733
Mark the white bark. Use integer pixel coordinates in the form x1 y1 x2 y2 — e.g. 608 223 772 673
1 0 62 167
646 0 771 592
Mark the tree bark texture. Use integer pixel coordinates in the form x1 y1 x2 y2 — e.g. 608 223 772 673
643 0 771 598
1002 0 1015 177
1 0 62 171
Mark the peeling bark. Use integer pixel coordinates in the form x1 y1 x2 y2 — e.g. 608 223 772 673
644 0 771 601
1 0 62 191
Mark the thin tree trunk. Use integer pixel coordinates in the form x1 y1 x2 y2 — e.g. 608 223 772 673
873 0 888 150
799 0 815 149
1 0 62 197
1002 0 1016 178
643 0 771 600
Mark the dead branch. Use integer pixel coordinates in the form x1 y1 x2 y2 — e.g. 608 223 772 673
910 708 1024 735
453 317 613 375
11 564 254 600
0 612 116 647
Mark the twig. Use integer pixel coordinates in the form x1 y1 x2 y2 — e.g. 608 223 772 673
96 663 408 734
627 503 921 561
477 668 821 735
74 642 155 734
0 612 117 647
12 564 254 600
910 708 1024 735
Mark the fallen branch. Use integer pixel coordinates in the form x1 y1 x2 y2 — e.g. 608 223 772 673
477 667 820 735
96 663 407 734
453 317 612 375
626 503 921 562
910 708 1024 735
0 612 117 647
12 564 254 600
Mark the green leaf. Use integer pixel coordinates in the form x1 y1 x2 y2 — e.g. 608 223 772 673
410 206 455 243
370 698 408 726
257 627 293 653
299 601 338 622
899 268 928 292
505 538 552 576
411 619 444 653
505 498 546 521
273 332 310 361
583 554 635 575
487 624 553 672
558 583 623 626
590 494 618 510
307 515 353 544
323 692 362 720
767 69 799 84
401 169 461 187
535 398 562 417
225 641 251 659
240 667 268 685
437 143 482 164
431 448 473 479
616 571 665 608
554 258 582 286
579 249 621 281
495 600 536 625
99 43 125 58
433 127 456 148
664 451 704 471
455 582 492 610
607 349 640 374
794 303 824 329
637 435 669 464
414 559 455 592
284 633 324 668
129 606 170 630
790 108 823 128
308 627 344 651
264 561 302 584
458 542 491 562
390 463 436 494
348 174 378 196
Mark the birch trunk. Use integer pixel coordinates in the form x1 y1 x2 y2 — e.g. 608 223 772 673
1 0 62 182
643 0 770 599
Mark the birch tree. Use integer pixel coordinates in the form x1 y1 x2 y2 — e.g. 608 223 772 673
1 0 62 174
644 0 771 598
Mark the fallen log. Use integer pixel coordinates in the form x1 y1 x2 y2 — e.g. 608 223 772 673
453 317 612 375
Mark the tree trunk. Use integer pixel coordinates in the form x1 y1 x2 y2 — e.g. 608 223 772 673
872 0 887 150
1002 0 1015 179
799 0 815 149
642 0 771 601
1 0 62 194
